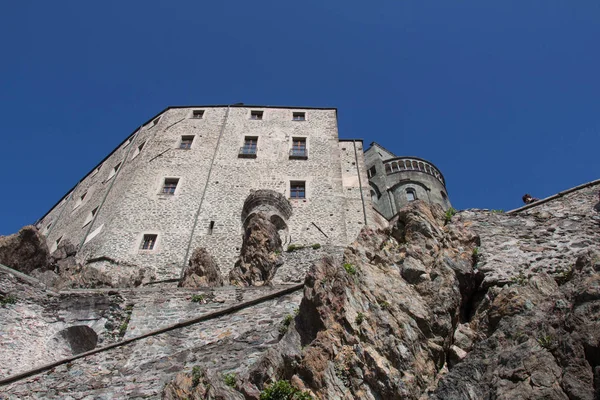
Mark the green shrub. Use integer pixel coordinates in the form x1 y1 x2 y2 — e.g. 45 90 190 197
191 366 203 387
311 243 321 250
259 380 313 400
223 373 236 387
444 208 457 224
355 312 365 325
537 334 554 349
343 263 357 275
191 294 205 303
491 209 504 214
378 300 391 310
0 294 17 306
472 247 480 265
279 314 294 335
287 244 307 252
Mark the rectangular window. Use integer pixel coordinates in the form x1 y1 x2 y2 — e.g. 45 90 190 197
207 221 215 235
368 166 377 178
162 178 179 195
292 112 305 121
290 137 307 159
83 207 98 227
107 162 121 180
180 135 194 149
192 110 204 119
239 136 258 158
91 165 102 177
290 181 306 199
152 117 160 126
132 141 145 159
140 234 157 250
74 191 87 209
250 110 263 120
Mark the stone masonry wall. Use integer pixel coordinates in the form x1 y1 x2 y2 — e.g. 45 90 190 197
36 106 371 283
460 181 600 289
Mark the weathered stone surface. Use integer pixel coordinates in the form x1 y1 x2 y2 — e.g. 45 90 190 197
229 212 284 286
0 226 50 274
179 247 223 288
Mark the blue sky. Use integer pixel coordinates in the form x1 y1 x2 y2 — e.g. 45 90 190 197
1 1 599 235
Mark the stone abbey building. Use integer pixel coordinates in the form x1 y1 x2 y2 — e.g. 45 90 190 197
36 104 450 281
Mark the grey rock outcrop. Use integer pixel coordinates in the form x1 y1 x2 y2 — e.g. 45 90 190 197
179 247 223 288
0 225 50 274
229 212 284 286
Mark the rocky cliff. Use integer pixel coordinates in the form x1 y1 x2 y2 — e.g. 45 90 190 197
162 183 600 399
1 181 599 399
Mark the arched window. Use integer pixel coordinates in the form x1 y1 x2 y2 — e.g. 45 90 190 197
406 188 416 201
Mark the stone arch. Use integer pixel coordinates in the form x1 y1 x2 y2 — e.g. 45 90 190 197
241 190 292 243
52 325 98 356
369 181 382 200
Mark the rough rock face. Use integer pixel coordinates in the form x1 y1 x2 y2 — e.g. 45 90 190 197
179 247 223 288
0 225 50 274
165 184 600 399
229 212 284 286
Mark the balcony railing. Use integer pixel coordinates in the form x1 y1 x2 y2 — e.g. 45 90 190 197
383 157 445 186
289 148 308 159
238 146 257 158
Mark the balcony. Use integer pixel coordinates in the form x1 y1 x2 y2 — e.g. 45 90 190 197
289 148 308 160
383 157 445 186
238 146 257 158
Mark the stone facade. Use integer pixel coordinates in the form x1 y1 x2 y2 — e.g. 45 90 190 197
36 106 373 281
365 142 451 219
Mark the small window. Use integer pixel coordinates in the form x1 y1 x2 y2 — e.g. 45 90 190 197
406 188 416 201
162 178 179 195
51 236 63 253
140 234 157 250
290 137 307 159
107 162 121 180
239 136 258 158
207 221 215 235
290 181 306 199
83 207 98 227
152 117 160 126
292 112 305 121
250 110 263 120
74 192 87 209
132 141 145 159
192 110 204 119
368 166 377 178
91 165 102 177
123 138 132 147
43 222 52 235
180 135 194 149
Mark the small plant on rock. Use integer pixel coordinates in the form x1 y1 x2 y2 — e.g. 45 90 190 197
191 294 205 303
472 247 480 265
444 208 457 224
510 271 529 286
0 294 17 306
491 209 504 214
191 366 204 387
537 334 554 349
259 380 313 400
378 300 391 310
355 312 365 325
223 373 236 388
343 263 357 275
311 243 321 250
279 314 294 335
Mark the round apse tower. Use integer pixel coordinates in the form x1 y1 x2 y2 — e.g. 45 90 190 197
365 144 451 219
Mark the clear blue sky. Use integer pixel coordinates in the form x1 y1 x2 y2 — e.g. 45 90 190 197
1 1 599 235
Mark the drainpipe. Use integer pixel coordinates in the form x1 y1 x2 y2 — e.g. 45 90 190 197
180 105 232 276
351 140 368 225
78 128 142 251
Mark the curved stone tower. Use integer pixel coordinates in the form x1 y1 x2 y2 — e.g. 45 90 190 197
365 142 451 219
